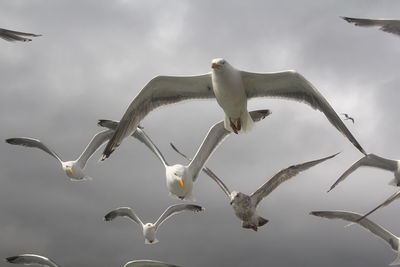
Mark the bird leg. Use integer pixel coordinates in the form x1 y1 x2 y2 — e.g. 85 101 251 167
229 118 241 134
251 225 258 232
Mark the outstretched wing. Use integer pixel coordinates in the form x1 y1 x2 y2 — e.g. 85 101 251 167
124 260 179 267
328 153 398 192
170 142 231 198
104 207 144 226
155 204 203 228
0 28 41 42
6 137 63 163
241 70 366 155
101 74 214 160
76 130 114 168
310 210 399 251
6 254 58 267
98 119 169 167
356 190 400 222
188 109 271 181
342 16 400 36
251 153 339 207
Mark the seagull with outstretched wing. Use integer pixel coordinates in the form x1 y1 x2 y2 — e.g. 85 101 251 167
342 16 400 37
6 254 58 267
99 109 271 200
311 210 400 266
171 142 337 231
6 130 114 180
104 204 203 244
100 58 365 160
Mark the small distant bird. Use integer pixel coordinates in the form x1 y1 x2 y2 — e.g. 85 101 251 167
328 153 400 192
5 130 114 180
342 16 400 37
171 143 337 231
6 254 58 266
124 260 179 267
0 28 41 42
100 58 366 160
341 113 354 124
99 109 271 201
310 210 400 266
104 204 203 244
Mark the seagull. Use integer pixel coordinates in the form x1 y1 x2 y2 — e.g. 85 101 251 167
341 113 354 124
124 260 179 267
328 153 400 192
342 16 400 37
104 204 203 244
0 28 41 42
171 143 338 231
100 58 365 160
5 130 114 180
6 254 58 266
99 109 271 200
310 210 400 266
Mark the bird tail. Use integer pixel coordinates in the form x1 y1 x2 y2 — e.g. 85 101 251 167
223 111 255 133
257 216 269 227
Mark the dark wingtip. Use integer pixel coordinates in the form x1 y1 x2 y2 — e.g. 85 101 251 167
6 256 18 263
97 120 106 127
5 138 18 144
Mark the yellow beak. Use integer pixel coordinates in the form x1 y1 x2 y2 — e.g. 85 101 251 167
68 168 74 175
151 225 156 229
179 179 184 190
211 62 220 69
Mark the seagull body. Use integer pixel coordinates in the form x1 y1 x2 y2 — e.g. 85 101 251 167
328 153 400 192
311 210 400 266
104 204 203 244
99 109 271 200
170 142 338 231
6 130 114 180
124 260 179 267
101 58 365 160
342 16 400 37
0 28 41 42
6 254 58 267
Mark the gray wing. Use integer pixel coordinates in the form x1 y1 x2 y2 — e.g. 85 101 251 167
104 207 144 226
124 260 179 267
188 109 271 181
76 130 114 168
98 119 168 167
356 191 400 223
6 254 58 267
251 153 339 207
101 74 214 160
342 16 400 36
241 70 366 155
328 153 398 192
0 28 41 42
6 137 63 163
170 142 231 198
310 210 399 251
154 204 203 228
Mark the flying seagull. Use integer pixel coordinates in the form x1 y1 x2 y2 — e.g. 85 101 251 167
104 204 203 244
124 260 179 267
310 210 400 266
100 58 365 160
171 143 337 231
328 153 400 192
6 254 58 267
341 113 354 124
5 254 179 267
5 130 114 180
342 16 400 37
99 109 271 200
0 28 41 42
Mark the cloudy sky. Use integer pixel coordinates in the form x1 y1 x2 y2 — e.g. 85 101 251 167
1 0 400 266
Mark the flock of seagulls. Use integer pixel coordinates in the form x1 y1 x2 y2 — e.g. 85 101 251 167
3 15 400 266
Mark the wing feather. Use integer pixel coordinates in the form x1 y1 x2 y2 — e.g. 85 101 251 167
342 17 400 36
104 207 143 226
154 204 203 228
0 28 41 42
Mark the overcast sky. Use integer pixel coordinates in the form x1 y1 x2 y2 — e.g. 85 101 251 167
1 1 400 266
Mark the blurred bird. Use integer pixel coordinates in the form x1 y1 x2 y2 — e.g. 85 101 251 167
342 16 400 37
0 28 41 42
6 254 58 267
341 113 354 124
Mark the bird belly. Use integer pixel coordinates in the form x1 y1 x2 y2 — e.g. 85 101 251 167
212 78 247 119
